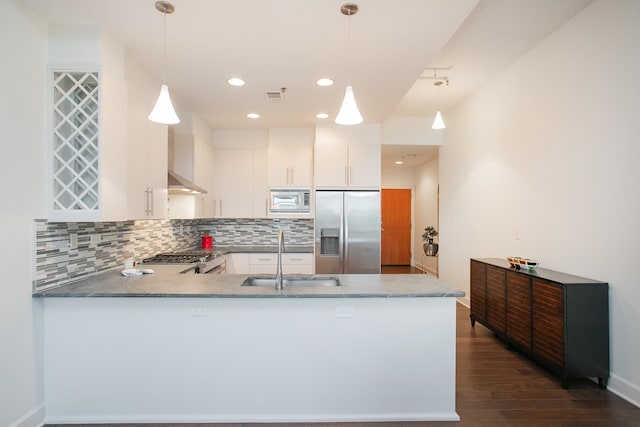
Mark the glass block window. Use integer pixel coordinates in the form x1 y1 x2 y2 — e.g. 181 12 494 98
52 71 99 211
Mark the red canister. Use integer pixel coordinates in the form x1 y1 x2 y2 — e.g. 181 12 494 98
201 232 213 249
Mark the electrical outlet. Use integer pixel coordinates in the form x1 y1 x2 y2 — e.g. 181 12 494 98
336 306 355 318
190 306 207 317
90 234 101 245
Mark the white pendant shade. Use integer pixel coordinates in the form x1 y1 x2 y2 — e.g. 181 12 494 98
432 110 446 130
335 85 363 125
148 84 180 124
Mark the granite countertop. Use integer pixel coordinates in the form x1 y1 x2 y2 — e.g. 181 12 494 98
33 264 464 299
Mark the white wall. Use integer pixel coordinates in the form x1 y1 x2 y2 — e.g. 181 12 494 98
381 166 416 188
439 0 640 406
0 2 47 426
415 158 439 275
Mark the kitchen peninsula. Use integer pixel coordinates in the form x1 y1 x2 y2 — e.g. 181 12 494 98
35 269 463 423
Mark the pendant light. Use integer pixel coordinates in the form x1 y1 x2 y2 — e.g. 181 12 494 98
431 81 446 130
148 1 180 125
335 3 363 125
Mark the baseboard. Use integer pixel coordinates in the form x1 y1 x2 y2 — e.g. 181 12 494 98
415 262 438 277
457 297 470 308
9 404 45 427
44 412 460 424
608 373 640 409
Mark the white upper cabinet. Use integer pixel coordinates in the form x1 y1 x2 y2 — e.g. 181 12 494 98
314 124 381 189
193 128 216 218
267 128 314 188
48 25 130 222
212 129 269 218
214 148 254 218
47 25 170 221
126 58 168 220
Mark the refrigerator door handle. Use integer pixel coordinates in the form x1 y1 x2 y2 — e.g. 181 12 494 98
341 197 347 273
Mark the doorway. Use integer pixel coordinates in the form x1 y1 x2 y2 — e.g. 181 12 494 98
381 188 412 265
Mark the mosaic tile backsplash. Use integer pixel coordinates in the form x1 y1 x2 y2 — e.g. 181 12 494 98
34 218 314 292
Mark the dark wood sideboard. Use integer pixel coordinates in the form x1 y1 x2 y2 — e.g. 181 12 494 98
470 258 609 389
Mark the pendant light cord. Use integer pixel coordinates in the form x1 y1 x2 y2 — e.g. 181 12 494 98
346 9 357 86
346 11 352 85
162 5 167 84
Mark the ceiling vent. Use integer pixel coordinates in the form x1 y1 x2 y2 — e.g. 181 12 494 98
265 87 287 101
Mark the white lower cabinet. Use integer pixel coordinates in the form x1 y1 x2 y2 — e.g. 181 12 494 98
228 253 314 274
249 253 314 275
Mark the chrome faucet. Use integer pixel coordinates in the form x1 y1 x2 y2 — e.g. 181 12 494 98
275 229 285 290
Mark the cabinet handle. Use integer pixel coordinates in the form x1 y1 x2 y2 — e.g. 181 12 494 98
144 188 149 215
290 167 294 185
144 187 153 216
219 200 223 217
344 166 348 185
289 258 304 261
349 166 352 185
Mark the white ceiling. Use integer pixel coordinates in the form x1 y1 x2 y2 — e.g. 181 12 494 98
23 0 593 166
381 145 439 169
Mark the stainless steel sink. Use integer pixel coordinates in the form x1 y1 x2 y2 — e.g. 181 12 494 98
241 275 341 288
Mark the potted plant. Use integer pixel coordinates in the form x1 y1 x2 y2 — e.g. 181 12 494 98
422 226 439 256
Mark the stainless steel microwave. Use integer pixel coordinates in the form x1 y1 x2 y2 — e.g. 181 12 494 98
269 189 311 213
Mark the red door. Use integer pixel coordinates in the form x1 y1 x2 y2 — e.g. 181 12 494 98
381 189 411 265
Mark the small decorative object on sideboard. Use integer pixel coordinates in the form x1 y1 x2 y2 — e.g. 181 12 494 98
422 226 439 256
507 256 539 271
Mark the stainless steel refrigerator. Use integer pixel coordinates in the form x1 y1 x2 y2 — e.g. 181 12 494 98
315 190 381 274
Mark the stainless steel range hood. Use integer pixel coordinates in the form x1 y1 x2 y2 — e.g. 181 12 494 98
168 170 207 194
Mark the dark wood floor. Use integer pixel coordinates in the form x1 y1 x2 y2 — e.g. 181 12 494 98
381 264 423 274
48 266 640 427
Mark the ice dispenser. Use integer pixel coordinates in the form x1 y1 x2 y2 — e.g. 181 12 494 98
320 228 340 255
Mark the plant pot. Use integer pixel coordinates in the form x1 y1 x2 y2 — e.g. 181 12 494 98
424 241 439 257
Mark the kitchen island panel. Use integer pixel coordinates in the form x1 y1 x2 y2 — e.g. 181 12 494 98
44 296 458 423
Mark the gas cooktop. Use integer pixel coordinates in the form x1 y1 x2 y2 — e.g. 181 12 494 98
142 251 220 265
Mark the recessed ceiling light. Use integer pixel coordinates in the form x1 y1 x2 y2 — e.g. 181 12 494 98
228 77 245 86
316 78 334 87
395 160 404 165
316 113 329 119
247 113 260 119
